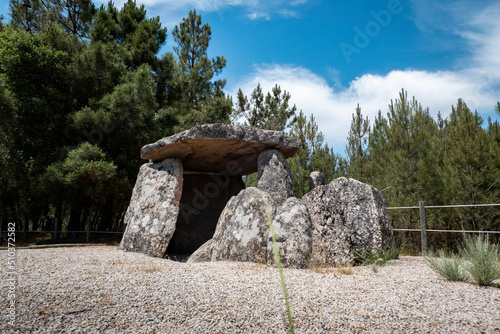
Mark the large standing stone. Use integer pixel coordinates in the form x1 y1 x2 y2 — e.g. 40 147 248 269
166 174 245 255
267 197 312 269
302 184 351 266
120 159 183 257
309 171 325 191
302 177 393 266
257 149 296 206
330 177 393 252
188 188 276 264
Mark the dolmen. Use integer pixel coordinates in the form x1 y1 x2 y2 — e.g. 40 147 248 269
120 123 394 268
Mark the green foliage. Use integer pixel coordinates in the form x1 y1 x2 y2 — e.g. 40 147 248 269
9 0 95 37
425 234 500 286
169 9 232 129
70 41 126 105
289 111 346 197
236 84 297 131
64 143 115 186
349 90 499 253
346 104 370 179
0 25 77 231
366 89 443 207
354 246 400 269
460 234 500 286
441 101 500 232
0 1 176 233
424 250 467 282
90 0 166 69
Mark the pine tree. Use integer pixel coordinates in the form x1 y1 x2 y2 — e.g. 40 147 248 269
169 9 232 129
90 0 166 70
9 0 95 37
442 100 500 232
360 89 443 250
289 111 345 197
346 103 370 179
372 89 442 207
235 83 297 131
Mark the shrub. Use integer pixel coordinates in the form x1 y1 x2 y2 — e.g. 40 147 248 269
354 246 400 266
459 234 500 286
337 267 354 275
354 246 400 273
425 234 500 287
424 250 467 282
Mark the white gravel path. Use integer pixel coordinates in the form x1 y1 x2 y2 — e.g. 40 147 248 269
1 246 499 333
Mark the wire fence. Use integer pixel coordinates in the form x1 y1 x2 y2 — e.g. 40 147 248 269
387 202 500 253
2 202 499 250
0 216 124 246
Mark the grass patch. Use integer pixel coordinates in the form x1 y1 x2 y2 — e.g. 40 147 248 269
354 246 399 266
425 234 500 287
143 266 162 273
337 267 354 275
354 245 400 272
424 250 467 282
460 234 500 286
307 262 326 274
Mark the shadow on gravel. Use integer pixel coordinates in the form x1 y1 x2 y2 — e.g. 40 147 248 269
165 254 191 262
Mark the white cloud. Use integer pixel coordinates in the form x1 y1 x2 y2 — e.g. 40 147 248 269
231 1 500 153
93 0 248 27
461 5 500 82
94 0 306 23
230 64 497 153
95 0 244 10
411 0 500 81
247 11 270 21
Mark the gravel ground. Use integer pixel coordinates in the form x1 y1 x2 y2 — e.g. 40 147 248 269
1 246 499 333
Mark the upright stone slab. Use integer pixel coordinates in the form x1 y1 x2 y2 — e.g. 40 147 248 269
302 177 393 266
309 171 326 191
120 159 183 257
188 187 276 264
328 177 393 252
267 197 312 269
302 184 351 266
257 149 296 205
166 174 245 255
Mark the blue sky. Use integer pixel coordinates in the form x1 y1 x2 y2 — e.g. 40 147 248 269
1 0 499 152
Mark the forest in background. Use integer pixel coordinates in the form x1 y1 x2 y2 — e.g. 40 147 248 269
0 0 498 251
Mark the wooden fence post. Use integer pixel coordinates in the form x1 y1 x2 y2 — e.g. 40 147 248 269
419 201 428 254
53 217 58 243
86 216 91 243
